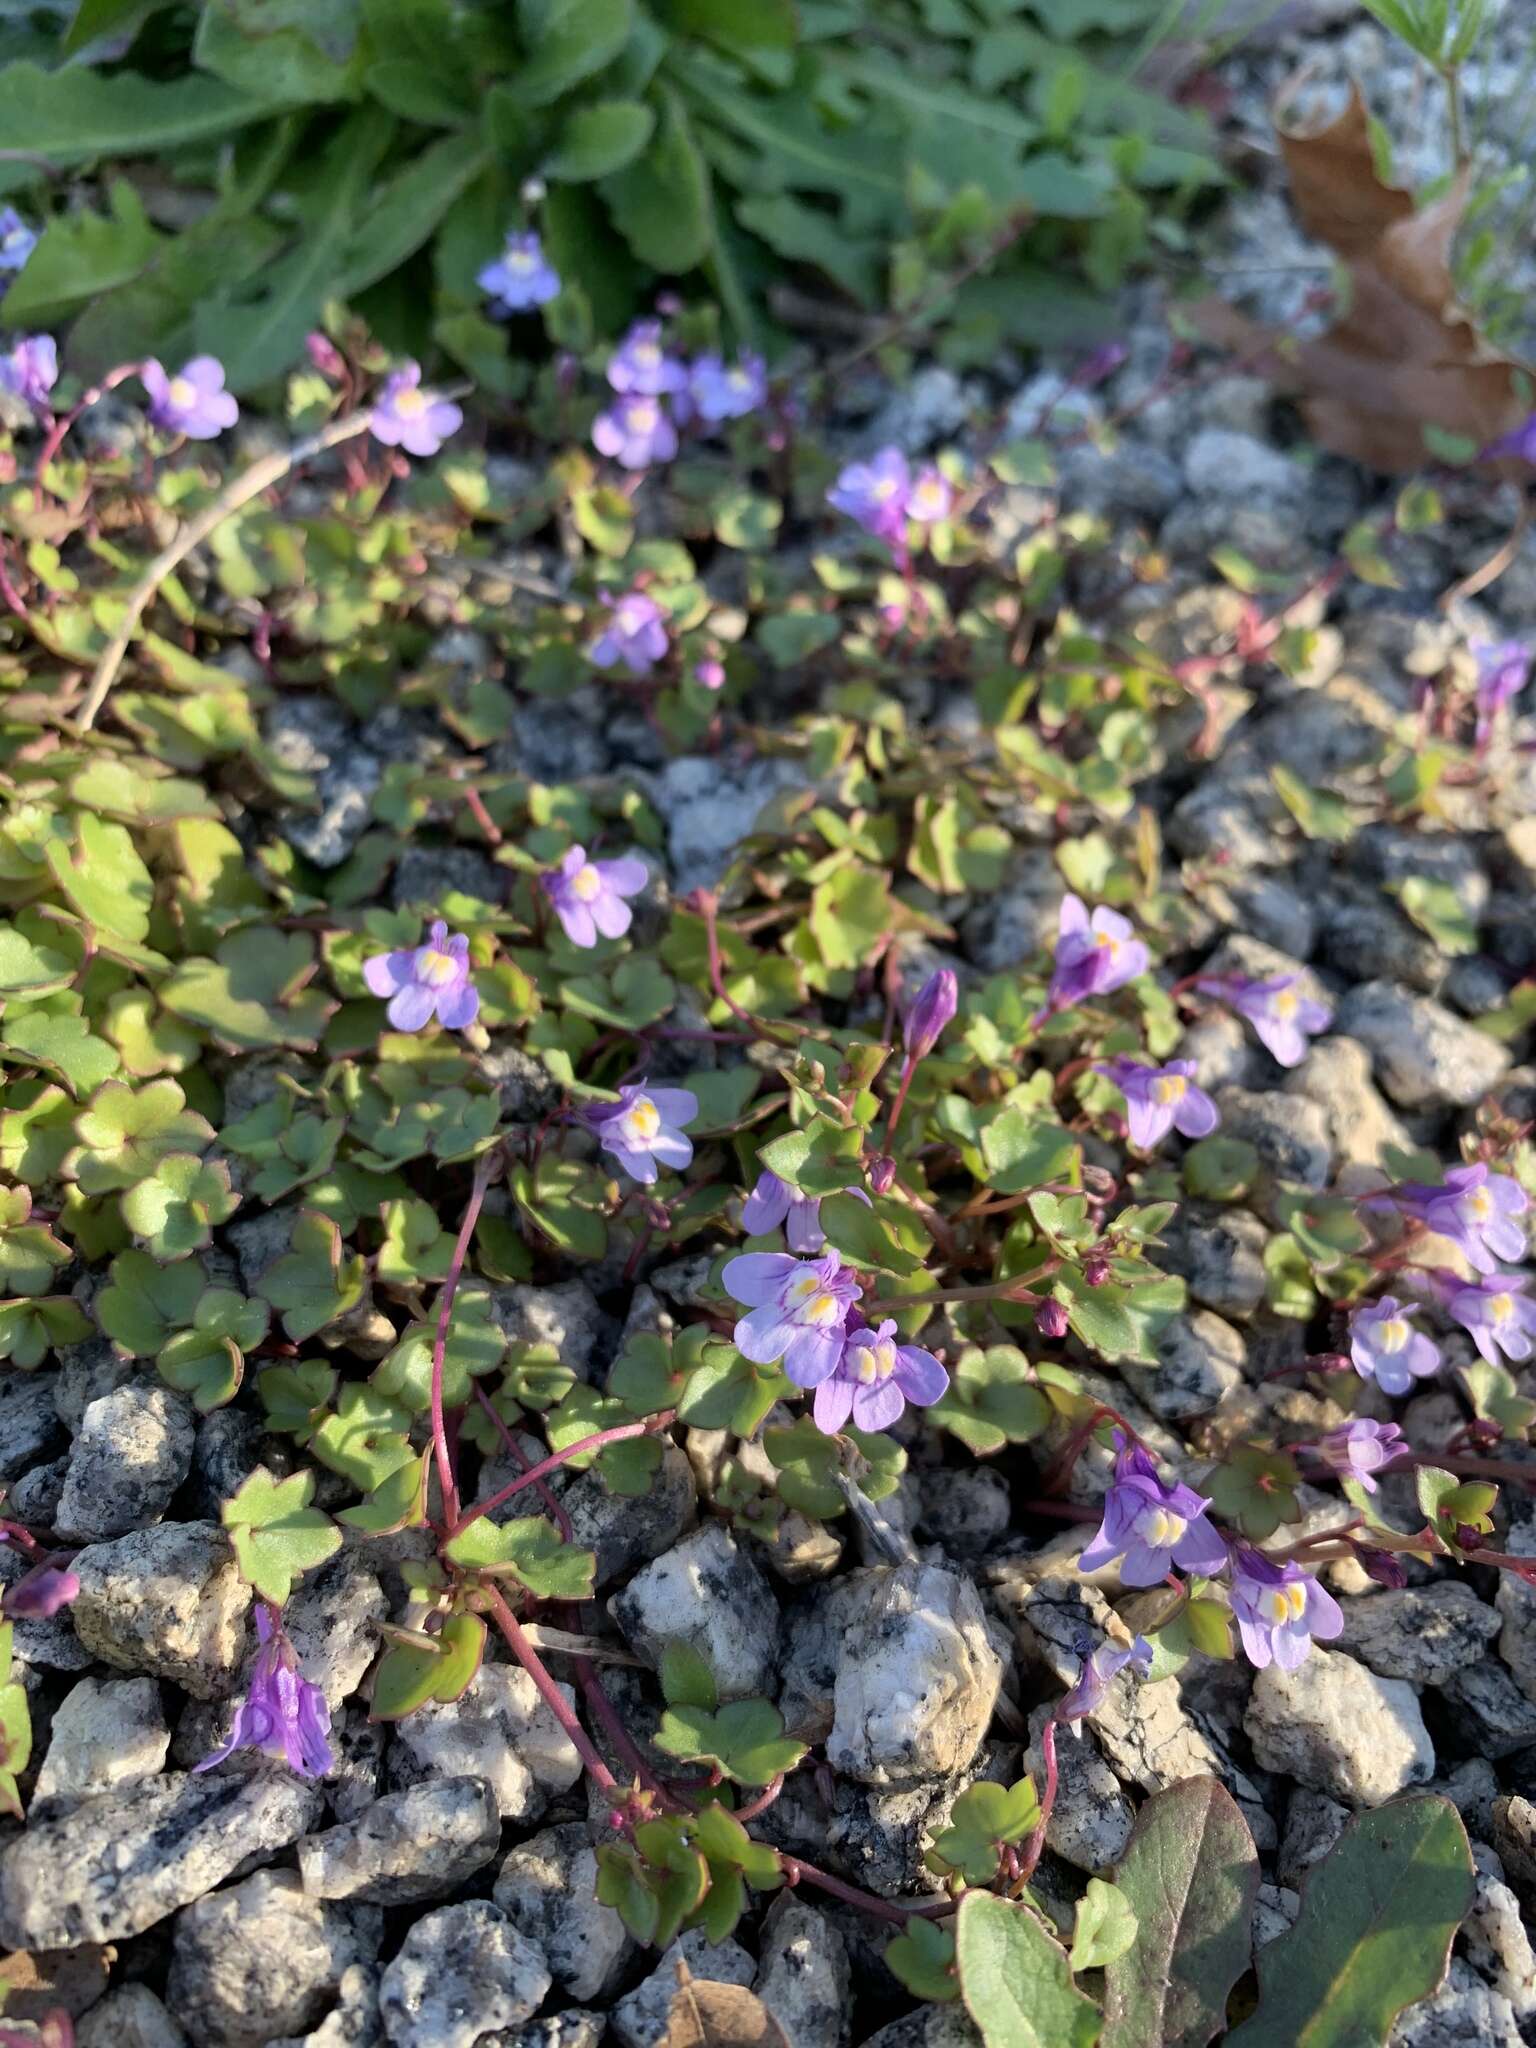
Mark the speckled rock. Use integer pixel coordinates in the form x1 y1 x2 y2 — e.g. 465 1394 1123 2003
1440 1658 1536 1759
1246 1647 1434 1806
610 1928 756 2048
913 1466 1011 1559
283 1552 388 1709
32 1675 169 1813
167 1870 376 2048
74 1986 190 2048
296 1776 501 1905
1389 1957 1522 2047
1158 1204 1269 1319
0 1371 63 1479
71 1522 251 1698
1336 1581 1501 1686
0 1767 322 1950
611 1522 781 1699
1026 1706 1134 1872
493 1823 632 2003
1281 1034 1412 1191
54 1381 195 1541
555 1438 697 1587
490 1281 611 1377
1335 980 1510 1108
1126 1309 1246 1419
389 1662 581 1820
754 1894 852 2048
827 1563 1004 1787
265 1963 381 2048
380 1902 551 2048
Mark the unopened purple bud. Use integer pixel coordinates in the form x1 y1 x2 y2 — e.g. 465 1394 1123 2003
306 332 345 379
1083 1253 1111 1288
2 1560 79 1618
1454 1523 1486 1553
869 1155 897 1196
903 968 958 1060
694 658 725 691
1081 340 1129 386
1358 1545 1408 1589
1305 1352 1352 1375
1036 1298 1070 1339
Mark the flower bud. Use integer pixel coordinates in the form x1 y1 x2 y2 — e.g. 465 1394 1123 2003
2 1561 79 1619
902 968 958 1060
1303 1351 1352 1376
520 176 547 204
1454 1523 1487 1554
305 331 345 379
869 1155 897 1196
694 658 725 691
1357 1546 1408 1589
1035 1298 1069 1340
1083 1253 1112 1288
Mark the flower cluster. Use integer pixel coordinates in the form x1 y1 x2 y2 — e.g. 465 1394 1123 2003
592 315 767 471
827 446 953 550
1075 1433 1340 1677
722 1250 949 1434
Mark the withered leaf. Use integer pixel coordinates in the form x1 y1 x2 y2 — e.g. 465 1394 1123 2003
1193 83 1527 473
661 1960 792 2048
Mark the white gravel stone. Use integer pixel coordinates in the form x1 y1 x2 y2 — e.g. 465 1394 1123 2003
610 1928 756 2048
379 1901 550 2048
827 1563 1004 1787
610 1522 781 1699
754 1894 852 2048
494 1822 633 2002
389 1661 581 1821
33 1674 169 1813
1245 1645 1434 1806
75 1986 190 2048
71 1522 250 1699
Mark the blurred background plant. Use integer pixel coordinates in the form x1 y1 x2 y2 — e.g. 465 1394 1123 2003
0 0 1229 396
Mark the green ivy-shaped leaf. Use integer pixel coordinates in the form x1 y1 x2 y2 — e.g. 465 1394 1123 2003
1055 1263 1185 1365
1204 1444 1302 1542
442 1513 596 1600
223 1095 344 1202
0 1622 32 1821
256 1358 337 1442
160 929 334 1051
655 1696 807 1788
887 1917 959 2002
256 1208 367 1341
1070 1878 1138 1971
2 1001 120 1096
337 1447 429 1535
120 1153 238 1260
0 1080 77 1182
66 1077 214 1194
376 1196 456 1288
0 1294 91 1368
509 1157 608 1260
1461 1360 1536 1440
1182 1136 1259 1202
154 1284 265 1411
675 1340 791 1438
932 1344 1051 1455
926 1778 1041 1885
545 1383 662 1496
373 1283 506 1412
311 1382 416 1490
370 1611 485 1720
222 1466 342 1605
0 1186 71 1297
764 1414 904 1517
1262 1232 1317 1320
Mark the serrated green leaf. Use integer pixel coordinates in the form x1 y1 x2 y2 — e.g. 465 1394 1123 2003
442 1513 596 1600
222 1466 342 1605
887 1916 959 2002
311 1382 415 1489
121 1152 239 1260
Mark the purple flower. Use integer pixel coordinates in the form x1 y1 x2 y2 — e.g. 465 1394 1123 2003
694 658 726 691
827 447 910 543
1349 1295 1440 1395
142 356 239 440
723 1247 862 1387
741 1169 863 1255
586 1082 696 1186
591 589 669 676
592 393 678 469
0 334 56 415
1317 1418 1407 1493
1485 412 1536 464
906 467 953 526
811 1317 948 1435
1199 973 1331 1068
1056 1632 1152 1733
1078 1432 1228 1586
1095 1056 1218 1152
0 208 37 279
1229 1547 1342 1671
1473 639 1530 721
688 351 767 423
1048 895 1150 1009
541 845 648 949
607 319 688 397
196 1606 333 1780
363 918 480 1032
478 230 560 314
904 968 958 1059
1 1557 79 1619
1389 1163 1529 1275
1440 1271 1536 1365
371 361 461 458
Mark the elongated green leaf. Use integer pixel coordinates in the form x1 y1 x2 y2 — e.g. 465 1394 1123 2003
1225 1798 1474 2048
547 99 655 181
3 181 164 325
0 60 281 160
955 1891 1100 2048
1103 1776 1257 2048
603 89 711 273
513 0 632 107
342 130 489 296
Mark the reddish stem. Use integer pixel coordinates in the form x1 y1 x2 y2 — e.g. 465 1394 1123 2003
1016 1717 1059 1888
734 1775 786 1823
430 1153 498 1527
448 1416 675 1541
884 1053 917 1150
482 1581 619 1797
472 1381 573 1541
779 1855 951 1924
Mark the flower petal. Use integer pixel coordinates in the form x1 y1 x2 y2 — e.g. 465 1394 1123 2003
813 1376 856 1434
721 1253 796 1308
892 1344 948 1407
